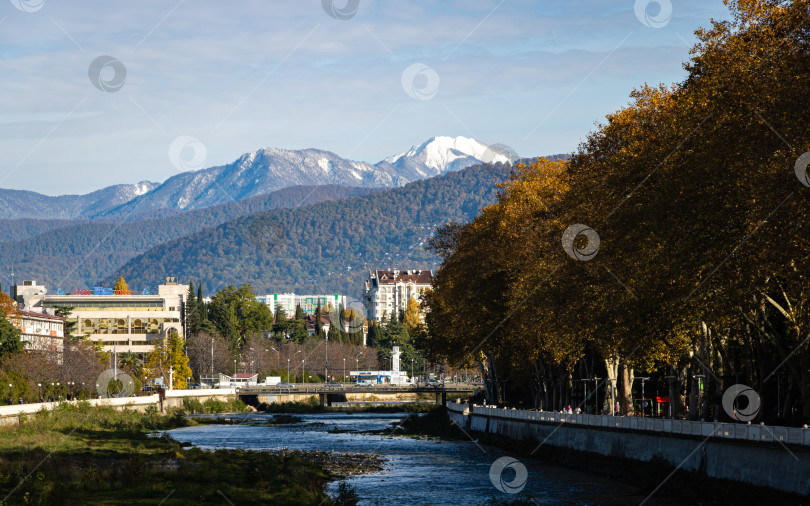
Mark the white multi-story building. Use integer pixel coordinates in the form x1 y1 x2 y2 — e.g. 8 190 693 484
362 269 432 323
16 277 188 356
17 308 65 359
258 293 346 317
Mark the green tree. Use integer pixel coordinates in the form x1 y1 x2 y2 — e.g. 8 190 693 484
208 284 273 349
185 281 201 336
54 306 77 340
0 308 23 359
314 301 323 337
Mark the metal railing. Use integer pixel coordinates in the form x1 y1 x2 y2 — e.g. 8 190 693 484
446 402 810 447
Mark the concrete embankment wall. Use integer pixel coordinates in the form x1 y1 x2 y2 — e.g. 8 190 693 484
447 402 810 496
0 389 237 426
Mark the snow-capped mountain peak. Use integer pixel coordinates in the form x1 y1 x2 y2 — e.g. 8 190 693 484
382 136 514 178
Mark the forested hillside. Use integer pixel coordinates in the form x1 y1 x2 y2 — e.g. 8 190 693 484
0 185 377 289
113 163 513 296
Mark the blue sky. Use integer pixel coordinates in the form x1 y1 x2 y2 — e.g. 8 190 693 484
0 0 732 195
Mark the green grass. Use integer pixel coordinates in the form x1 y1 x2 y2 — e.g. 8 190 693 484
0 403 353 505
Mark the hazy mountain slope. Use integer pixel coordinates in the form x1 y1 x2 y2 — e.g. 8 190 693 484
0 219 88 244
0 182 157 220
0 184 378 290
112 163 512 297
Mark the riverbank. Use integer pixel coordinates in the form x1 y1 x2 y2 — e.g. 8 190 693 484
408 407 807 505
0 402 367 504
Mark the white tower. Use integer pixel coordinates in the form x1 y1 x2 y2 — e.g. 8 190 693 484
392 346 401 373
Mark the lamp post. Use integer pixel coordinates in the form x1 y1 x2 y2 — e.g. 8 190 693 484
301 359 305 384
287 358 291 383
692 374 705 420
343 358 346 383
325 334 329 383
270 347 279 370
636 377 651 418
8 383 12 404
38 383 42 402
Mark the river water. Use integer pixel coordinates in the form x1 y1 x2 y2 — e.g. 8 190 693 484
168 412 654 505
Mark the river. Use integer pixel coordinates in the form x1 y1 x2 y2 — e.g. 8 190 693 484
168 411 656 505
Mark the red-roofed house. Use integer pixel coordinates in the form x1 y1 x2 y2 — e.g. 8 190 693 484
17 308 65 360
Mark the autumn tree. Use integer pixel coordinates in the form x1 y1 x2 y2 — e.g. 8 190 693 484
113 276 129 292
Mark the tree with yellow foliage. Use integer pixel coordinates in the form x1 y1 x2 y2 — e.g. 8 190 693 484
113 276 129 293
403 297 421 330
144 330 192 389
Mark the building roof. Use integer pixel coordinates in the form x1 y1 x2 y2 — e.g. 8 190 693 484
233 373 258 379
18 309 66 321
374 269 432 285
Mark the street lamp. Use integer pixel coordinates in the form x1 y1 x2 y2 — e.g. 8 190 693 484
692 374 706 420
301 359 305 384
38 383 42 402
343 358 346 383
636 377 651 418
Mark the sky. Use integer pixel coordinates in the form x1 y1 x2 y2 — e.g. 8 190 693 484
0 0 733 195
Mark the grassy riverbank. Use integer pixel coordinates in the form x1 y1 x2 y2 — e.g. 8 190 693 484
0 402 364 505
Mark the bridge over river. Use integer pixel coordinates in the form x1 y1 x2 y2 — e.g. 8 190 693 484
237 383 481 407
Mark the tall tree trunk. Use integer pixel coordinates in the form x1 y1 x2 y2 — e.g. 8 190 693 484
604 353 619 415
618 362 634 415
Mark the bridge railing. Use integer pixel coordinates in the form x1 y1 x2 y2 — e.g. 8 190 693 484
446 402 810 447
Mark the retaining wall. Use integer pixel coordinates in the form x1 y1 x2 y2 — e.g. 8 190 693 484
0 388 237 426
446 402 810 496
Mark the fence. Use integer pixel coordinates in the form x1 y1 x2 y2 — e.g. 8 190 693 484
446 401 810 446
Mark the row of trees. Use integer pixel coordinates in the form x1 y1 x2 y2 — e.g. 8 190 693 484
423 0 810 424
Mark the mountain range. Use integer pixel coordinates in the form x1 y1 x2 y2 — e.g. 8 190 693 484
0 135 552 296
0 136 515 221
112 162 513 297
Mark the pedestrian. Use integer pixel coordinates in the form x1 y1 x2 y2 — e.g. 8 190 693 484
575 406 581 414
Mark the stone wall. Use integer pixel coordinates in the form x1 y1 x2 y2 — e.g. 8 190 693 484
446 402 810 496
